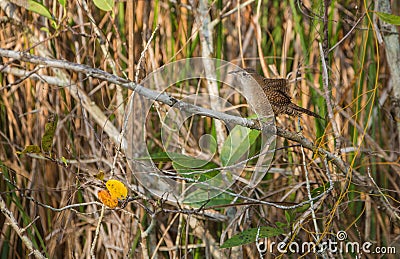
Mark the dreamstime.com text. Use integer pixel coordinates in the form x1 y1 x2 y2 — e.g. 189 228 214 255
265 231 396 255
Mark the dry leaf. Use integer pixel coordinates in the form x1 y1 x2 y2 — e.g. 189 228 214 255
98 189 118 208
94 170 105 181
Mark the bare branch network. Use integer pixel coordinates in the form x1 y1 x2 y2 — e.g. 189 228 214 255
1 48 398 223
0 49 341 168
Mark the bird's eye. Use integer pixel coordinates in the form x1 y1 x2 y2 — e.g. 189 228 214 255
242 72 247 76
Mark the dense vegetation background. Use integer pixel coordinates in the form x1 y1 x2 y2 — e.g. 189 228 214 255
1 0 400 258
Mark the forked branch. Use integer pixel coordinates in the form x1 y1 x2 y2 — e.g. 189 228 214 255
1 48 399 224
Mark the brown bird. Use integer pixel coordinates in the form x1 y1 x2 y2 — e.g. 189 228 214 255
230 68 324 120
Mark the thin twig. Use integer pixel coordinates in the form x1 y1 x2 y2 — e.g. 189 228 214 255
328 13 366 53
109 22 159 176
280 199 325 253
134 24 159 83
376 0 400 149
221 0 254 19
301 145 320 238
366 167 400 221
319 42 341 152
0 195 46 259
90 205 105 259
150 213 180 259
21 216 40 233
197 0 226 153
79 0 125 119
301 145 327 259
252 0 269 77
24 195 103 212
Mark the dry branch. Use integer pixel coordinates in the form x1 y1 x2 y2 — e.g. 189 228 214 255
377 0 400 150
0 48 344 171
1 48 399 225
0 195 46 259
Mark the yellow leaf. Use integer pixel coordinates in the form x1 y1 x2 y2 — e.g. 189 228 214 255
61 156 68 166
17 145 41 155
98 190 118 208
41 113 58 153
94 170 105 181
106 179 128 200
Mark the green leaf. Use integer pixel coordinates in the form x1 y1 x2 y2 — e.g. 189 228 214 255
61 156 68 166
57 0 66 8
137 152 171 162
142 152 210 168
40 27 50 33
16 145 41 155
94 170 105 181
27 0 54 21
173 160 218 182
138 152 219 181
221 226 284 248
311 182 331 198
168 153 210 168
376 12 400 25
275 221 287 229
93 0 114 12
41 113 58 153
184 192 233 207
220 126 260 166
285 211 291 224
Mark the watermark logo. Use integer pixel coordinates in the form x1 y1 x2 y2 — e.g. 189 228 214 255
336 230 347 241
125 58 276 204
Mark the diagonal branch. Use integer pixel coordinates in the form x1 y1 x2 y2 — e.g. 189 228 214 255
0 195 46 259
2 48 400 224
0 47 345 174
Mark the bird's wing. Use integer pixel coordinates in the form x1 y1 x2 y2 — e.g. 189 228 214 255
262 78 291 98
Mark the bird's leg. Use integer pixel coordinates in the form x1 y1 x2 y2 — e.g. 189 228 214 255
296 116 303 133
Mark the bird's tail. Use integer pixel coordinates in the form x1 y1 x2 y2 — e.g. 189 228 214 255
290 103 325 120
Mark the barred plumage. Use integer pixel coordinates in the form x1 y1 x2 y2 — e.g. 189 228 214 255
230 68 324 120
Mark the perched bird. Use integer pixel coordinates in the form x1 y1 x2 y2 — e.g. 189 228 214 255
230 68 324 120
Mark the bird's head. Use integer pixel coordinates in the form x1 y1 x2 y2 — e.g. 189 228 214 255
228 67 258 77
229 68 265 85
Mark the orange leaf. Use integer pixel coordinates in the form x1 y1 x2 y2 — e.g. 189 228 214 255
98 189 118 208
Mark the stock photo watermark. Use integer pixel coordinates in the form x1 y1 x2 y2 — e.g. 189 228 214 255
258 231 396 256
126 58 276 204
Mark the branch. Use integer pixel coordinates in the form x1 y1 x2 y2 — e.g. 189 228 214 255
319 43 341 152
2 48 400 224
377 0 400 150
0 48 345 173
0 195 46 259
196 0 227 152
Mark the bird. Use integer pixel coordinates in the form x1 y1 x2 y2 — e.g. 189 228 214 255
229 68 324 120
